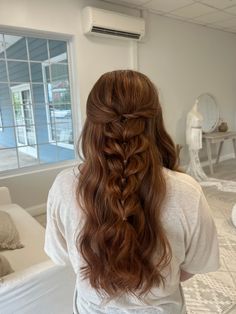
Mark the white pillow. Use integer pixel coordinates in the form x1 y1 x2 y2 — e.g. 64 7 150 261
0 254 14 277
0 210 24 250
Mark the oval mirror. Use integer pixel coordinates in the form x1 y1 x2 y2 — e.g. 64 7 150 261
197 93 220 133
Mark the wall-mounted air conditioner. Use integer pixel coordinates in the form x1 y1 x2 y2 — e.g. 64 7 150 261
82 6 145 41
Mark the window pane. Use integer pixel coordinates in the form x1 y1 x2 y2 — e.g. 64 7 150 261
0 127 16 148
34 104 48 125
49 123 57 142
53 103 71 110
0 33 74 172
53 107 71 123
0 34 4 59
30 62 43 82
18 145 38 168
0 148 18 171
49 40 67 62
0 83 11 104
58 146 75 161
8 61 30 82
48 81 71 104
32 84 46 103
36 124 56 144
51 63 69 81
1 106 15 127
0 61 7 82
5 35 27 60
15 125 36 146
55 122 73 143
38 143 57 163
0 110 2 131
44 65 50 82
45 104 55 125
10 84 32 127
28 38 48 61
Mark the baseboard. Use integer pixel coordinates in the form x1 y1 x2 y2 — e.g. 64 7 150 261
182 152 235 171
26 203 46 216
201 152 235 167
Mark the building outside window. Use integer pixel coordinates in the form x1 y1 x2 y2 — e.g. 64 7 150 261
0 33 75 172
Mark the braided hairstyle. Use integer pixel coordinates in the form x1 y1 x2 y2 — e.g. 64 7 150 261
77 70 179 298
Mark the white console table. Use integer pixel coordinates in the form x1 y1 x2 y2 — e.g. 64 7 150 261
202 131 236 175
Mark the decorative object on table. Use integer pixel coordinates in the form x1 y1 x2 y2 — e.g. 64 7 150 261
186 94 236 193
197 93 220 133
218 119 228 132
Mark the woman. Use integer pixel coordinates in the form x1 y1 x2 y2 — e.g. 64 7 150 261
45 70 219 314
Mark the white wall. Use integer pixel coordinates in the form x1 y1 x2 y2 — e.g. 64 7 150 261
0 0 137 210
138 12 236 165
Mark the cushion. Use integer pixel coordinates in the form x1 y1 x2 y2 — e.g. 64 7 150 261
0 210 24 250
0 254 14 277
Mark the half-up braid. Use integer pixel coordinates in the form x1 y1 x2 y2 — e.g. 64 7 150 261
77 70 179 298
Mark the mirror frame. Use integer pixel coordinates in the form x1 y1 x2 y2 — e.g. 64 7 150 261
197 93 220 133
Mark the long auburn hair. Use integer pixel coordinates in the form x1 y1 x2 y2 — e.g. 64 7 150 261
77 70 179 298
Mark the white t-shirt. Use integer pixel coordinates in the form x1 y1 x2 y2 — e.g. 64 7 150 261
44 167 220 314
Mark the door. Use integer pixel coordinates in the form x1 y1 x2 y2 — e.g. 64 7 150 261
11 84 37 158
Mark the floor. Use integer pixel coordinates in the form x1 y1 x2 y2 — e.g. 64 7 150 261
35 213 47 228
181 159 236 314
35 158 236 314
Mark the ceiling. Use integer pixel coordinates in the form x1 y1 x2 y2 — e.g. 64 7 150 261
103 0 236 34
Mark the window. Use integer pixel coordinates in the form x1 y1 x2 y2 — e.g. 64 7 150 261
0 109 2 132
0 33 75 173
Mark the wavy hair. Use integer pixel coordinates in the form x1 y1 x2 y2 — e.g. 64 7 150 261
77 70 179 298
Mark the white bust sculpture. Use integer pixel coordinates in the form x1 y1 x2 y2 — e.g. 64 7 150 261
186 100 207 181
186 100 203 150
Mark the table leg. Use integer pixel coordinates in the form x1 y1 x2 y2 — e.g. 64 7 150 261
216 141 224 164
206 139 214 175
233 139 236 158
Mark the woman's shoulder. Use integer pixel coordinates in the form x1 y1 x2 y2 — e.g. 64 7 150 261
54 166 79 182
163 168 202 197
49 166 79 198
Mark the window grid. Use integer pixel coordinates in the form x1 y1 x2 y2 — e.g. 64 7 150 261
47 38 59 162
0 33 75 172
3 34 21 169
26 36 40 165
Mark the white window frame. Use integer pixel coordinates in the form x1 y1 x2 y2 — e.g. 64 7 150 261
42 53 73 150
0 30 80 177
0 109 3 132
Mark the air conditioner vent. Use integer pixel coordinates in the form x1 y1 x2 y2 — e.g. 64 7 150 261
82 7 145 41
91 26 141 40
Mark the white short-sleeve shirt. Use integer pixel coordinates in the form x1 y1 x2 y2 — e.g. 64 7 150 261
44 167 220 314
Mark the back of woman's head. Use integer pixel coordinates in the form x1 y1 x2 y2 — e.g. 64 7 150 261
77 70 178 298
